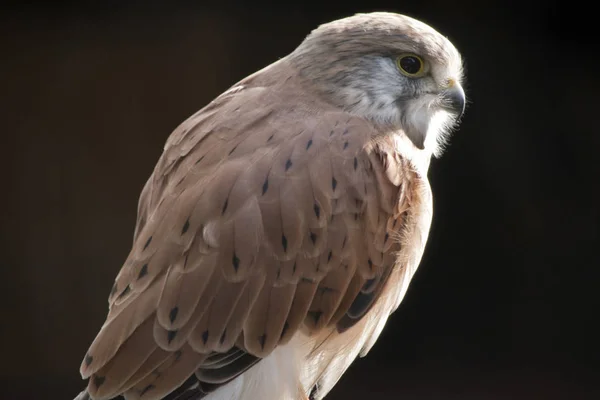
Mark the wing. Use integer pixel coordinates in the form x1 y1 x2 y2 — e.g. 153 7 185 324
79 69 419 400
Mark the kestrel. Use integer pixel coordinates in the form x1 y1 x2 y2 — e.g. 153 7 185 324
75 11 466 400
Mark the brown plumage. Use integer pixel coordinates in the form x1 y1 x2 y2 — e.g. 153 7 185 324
77 11 466 400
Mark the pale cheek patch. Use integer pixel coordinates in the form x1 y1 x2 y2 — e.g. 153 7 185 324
424 109 455 158
409 103 431 141
403 97 456 157
400 97 432 150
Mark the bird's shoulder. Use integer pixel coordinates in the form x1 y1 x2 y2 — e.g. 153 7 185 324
135 65 381 235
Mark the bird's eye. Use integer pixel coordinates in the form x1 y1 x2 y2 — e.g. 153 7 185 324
396 54 425 77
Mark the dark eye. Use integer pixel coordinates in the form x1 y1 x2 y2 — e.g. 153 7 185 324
396 54 425 77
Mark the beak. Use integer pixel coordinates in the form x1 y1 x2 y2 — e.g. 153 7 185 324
440 80 466 119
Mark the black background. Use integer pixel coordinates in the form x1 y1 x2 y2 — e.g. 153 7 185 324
2 1 599 399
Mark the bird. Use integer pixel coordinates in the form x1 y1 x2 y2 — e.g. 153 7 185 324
75 11 466 400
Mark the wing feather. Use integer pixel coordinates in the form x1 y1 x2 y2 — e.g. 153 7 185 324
117 347 171 394
156 252 217 331
153 264 223 351
81 274 166 379
80 68 426 400
86 316 157 399
123 344 207 400
243 282 296 356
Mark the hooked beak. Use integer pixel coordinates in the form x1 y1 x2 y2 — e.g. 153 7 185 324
440 79 466 119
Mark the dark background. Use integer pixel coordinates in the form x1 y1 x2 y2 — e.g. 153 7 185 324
2 1 599 399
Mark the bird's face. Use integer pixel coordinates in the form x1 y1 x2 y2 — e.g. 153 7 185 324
291 12 466 156
365 48 465 155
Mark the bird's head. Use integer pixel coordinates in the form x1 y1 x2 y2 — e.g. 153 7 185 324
290 12 465 157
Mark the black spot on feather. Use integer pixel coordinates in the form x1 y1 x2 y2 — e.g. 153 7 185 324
202 330 209 344
169 307 179 324
368 259 373 270
167 330 177 344
222 198 228 215
195 155 205 165
181 219 190 234
306 139 313 150
259 334 267 350
262 178 269 195
314 203 320 218
143 236 152 250
140 384 155 396
285 159 293 171
310 232 317 245
138 264 148 279
327 251 332 262
117 284 130 299
267 134 274 142
343 141 349 150
384 233 389 243
233 253 240 271
281 322 289 339
318 285 336 294
93 376 105 389
342 128 349 135
354 157 358 170
308 311 322 324
228 145 237 155
332 177 337 191
174 350 182 361
84 354 93 367
282 235 288 252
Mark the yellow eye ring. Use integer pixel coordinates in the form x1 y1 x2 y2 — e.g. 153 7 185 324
396 54 425 77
